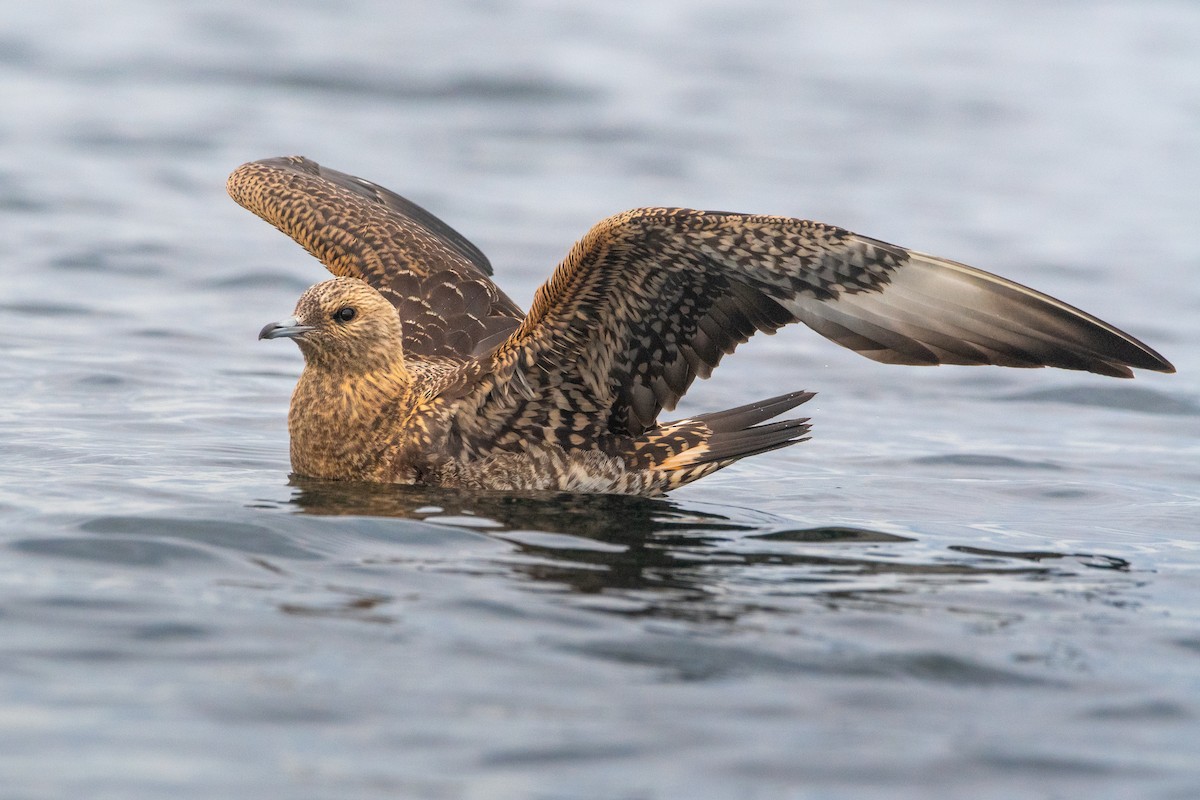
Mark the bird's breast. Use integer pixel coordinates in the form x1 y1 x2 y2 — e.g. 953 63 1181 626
287 369 442 482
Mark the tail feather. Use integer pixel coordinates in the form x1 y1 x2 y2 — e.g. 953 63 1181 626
692 390 816 432
676 416 812 467
635 390 815 480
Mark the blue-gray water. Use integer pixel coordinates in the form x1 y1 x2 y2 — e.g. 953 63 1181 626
3 2 1199 798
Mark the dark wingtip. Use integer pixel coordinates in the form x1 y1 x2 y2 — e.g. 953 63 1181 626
1141 351 1176 375
1099 339 1175 377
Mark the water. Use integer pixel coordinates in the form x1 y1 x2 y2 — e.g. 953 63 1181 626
2 1 1199 797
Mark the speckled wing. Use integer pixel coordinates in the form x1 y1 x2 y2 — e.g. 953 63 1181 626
227 156 523 358
470 208 1173 439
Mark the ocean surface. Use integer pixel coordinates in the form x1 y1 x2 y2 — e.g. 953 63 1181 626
2 1 1198 798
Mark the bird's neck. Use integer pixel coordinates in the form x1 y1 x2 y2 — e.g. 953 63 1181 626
299 339 412 381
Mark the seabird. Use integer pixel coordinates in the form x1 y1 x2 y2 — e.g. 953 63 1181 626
229 156 1174 495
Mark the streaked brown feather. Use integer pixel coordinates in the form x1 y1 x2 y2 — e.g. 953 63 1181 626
472 208 1173 450
227 156 523 358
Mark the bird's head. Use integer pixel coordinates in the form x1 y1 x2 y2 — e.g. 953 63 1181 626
259 277 406 372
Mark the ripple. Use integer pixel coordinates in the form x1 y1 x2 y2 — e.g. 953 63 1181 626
974 753 1122 776
73 373 130 389
199 695 354 725
0 35 37 67
909 453 1064 470
1004 386 1199 416
49 246 167 277
482 742 640 766
874 651 1054 687
0 301 98 318
63 128 217 155
79 516 320 560
1172 638 1200 655
129 622 212 642
0 171 46 213
279 589 396 624
950 546 1131 571
11 536 216 566
565 637 817 682
1084 700 1191 721
749 526 915 543
195 65 601 104
208 270 313 291
567 637 1051 686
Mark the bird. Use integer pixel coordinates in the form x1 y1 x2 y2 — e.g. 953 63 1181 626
229 156 1174 496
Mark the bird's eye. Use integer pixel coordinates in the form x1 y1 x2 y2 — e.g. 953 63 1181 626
334 307 357 323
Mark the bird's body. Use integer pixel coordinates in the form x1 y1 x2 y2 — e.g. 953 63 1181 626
232 156 1173 496
262 276 793 493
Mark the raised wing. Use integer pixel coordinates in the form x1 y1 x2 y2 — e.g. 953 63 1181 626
227 156 524 358
468 207 1173 441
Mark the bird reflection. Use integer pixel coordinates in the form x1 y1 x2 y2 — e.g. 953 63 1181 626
290 476 743 597
281 477 1123 622
288 474 741 538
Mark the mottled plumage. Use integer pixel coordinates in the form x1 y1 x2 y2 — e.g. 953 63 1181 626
231 156 1174 496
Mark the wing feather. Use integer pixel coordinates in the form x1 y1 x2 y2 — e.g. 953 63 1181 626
227 156 523 358
465 208 1172 443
